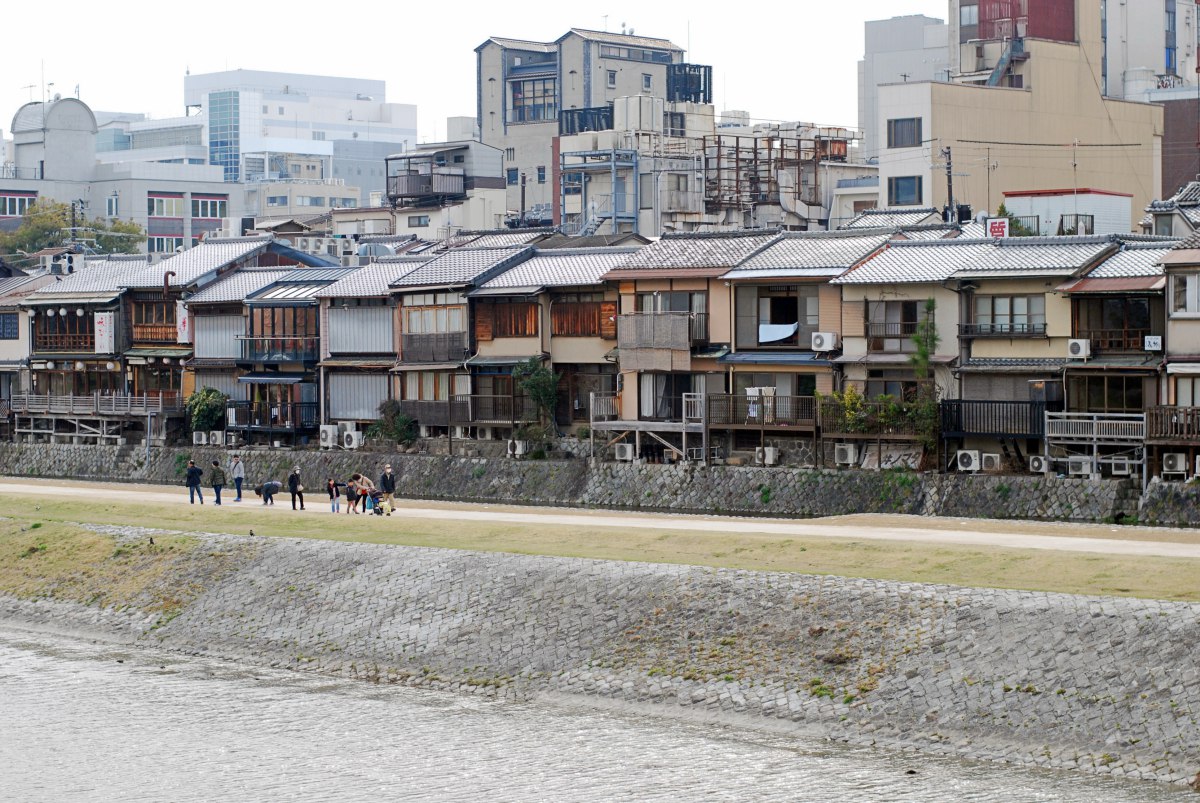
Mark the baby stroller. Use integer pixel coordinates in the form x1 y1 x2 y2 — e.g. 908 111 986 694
368 489 389 515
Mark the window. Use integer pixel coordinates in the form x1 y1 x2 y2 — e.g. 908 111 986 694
278 106 284 115
607 70 617 88
1155 214 1174 237
105 195 119 217
551 292 606 336
147 236 185 253
734 285 820 349
508 77 557 123
191 198 228 218
312 131 325 141
295 196 326 207
866 369 919 399
668 173 689 192
0 313 18 340
886 117 922 149
404 371 461 402
505 147 515 161
1172 273 1200 314
403 293 466 334
408 215 430 227
146 195 185 217
867 300 927 352
262 105 268 114
0 194 36 217
563 171 583 196
266 195 288 207
506 168 519 185
1176 376 1200 406
642 73 653 92
1074 297 1153 349
487 300 539 337
972 295 1046 335
537 166 546 184
599 45 672 64
1068 374 1143 413
887 176 923 206
960 3 978 26
664 111 686 137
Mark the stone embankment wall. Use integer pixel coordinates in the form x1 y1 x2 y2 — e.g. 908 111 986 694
0 442 1179 523
2 530 1197 787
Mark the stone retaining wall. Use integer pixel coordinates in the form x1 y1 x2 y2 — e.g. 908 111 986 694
2 530 1197 787
0 443 1156 523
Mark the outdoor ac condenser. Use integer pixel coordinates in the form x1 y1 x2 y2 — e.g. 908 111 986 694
209 431 224 448
834 443 858 465
1164 453 1188 473
343 431 364 450
956 450 980 472
319 425 339 449
981 453 1001 471
192 431 207 445
1029 454 1049 473
614 443 635 462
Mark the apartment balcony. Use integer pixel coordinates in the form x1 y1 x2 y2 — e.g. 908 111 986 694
1146 406 1200 443
588 391 704 432
400 332 469 364
10 392 183 417
34 333 95 352
1075 328 1154 353
450 394 538 426
940 400 1045 439
132 323 178 343
706 394 816 430
397 399 450 428
239 336 320 363
1045 411 1145 444
616 312 708 352
866 321 917 353
386 170 466 203
959 322 1047 338
226 400 319 431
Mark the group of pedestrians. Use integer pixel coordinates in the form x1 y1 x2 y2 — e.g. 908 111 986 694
184 457 399 515
184 455 246 505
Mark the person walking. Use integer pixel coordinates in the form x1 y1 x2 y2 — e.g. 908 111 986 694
230 455 245 501
256 479 281 505
185 460 204 505
327 477 342 513
288 466 305 511
378 463 396 515
209 460 228 506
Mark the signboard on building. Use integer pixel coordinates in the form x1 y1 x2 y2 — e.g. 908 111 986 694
176 301 191 344
988 217 1010 238
94 312 114 354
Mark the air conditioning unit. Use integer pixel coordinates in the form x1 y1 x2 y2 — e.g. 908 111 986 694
192 431 208 445
1067 456 1093 476
957 450 980 472
755 446 779 466
419 425 433 438
811 331 838 351
337 420 357 437
507 439 529 457
1067 339 1091 359
614 443 636 462
343 431 364 450
319 424 339 448
452 426 471 439
981 453 1002 472
225 432 241 448
209 431 224 447
834 443 858 465
1029 454 1050 473
477 427 495 441
1163 452 1188 473
1110 458 1133 476
1144 335 1162 351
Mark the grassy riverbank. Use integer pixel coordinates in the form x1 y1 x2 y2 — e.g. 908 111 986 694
1 494 1197 601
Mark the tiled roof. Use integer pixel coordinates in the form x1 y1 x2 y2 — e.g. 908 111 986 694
185 269 293 304
389 246 534 289
894 226 961 240
1085 243 1174 278
121 237 271 288
833 240 994 285
474 247 638 292
952 236 1115 278
316 263 425 298
611 231 780 273
842 208 941 230
0 275 49 302
537 233 651 249
481 37 558 53
464 231 554 249
274 267 356 283
28 256 149 296
727 231 891 278
567 28 682 51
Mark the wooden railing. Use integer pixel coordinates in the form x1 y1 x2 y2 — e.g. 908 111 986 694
226 401 319 430
940 400 1045 438
959 322 1047 337
132 323 178 343
707 394 817 428
10 392 183 415
590 392 620 422
1045 411 1145 442
1076 328 1153 352
34 333 95 352
450 394 538 425
1146 406 1200 443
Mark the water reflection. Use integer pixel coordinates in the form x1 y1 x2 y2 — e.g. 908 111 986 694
0 629 1184 802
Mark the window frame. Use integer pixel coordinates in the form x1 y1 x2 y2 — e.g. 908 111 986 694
887 175 923 206
886 117 923 149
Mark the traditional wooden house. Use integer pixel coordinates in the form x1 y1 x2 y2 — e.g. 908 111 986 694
1147 234 1200 477
0 274 55 407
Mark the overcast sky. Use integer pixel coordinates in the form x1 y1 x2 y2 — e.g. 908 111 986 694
3 1 947 143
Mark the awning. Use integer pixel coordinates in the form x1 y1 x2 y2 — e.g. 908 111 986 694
1065 356 1160 372
465 354 548 367
237 372 308 384
1167 363 1200 375
322 358 395 368
468 286 544 298
692 345 731 360
125 347 192 358
834 353 957 365
391 362 461 372
718 352 832 366
1056 276 1165 294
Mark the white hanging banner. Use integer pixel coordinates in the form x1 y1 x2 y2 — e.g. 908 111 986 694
176 301 191 344
94 312 115 354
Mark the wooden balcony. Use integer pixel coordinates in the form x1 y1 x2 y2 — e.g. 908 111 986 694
226 401 319 431
940 400 1046 439
10 392 183 416
1146 406 1200 443
866 321 918 353
1045 411 1145 444
616 312 708 351
132 323 178 343
450 394 538 426
34 333 95 352
959 322 1047 337
707 394 816 430
1076 328 1154 352
397 399 450 428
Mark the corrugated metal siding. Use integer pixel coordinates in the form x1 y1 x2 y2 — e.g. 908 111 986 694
194 371 240 399
195 315 244 358
328 373 389 420
328 307 394 354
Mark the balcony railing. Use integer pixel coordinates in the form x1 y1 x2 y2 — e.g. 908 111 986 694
226 400 319 430
616 312 708 351
940 400 1045 439
10 392 183 416
590 392 620 422
1045 412 1145 443
1147 406 1200 443
132 323 178 343
239 336 320 363
397 399 450 428
1076 329 1153 352
819 400 920 438
866 321 918 353
959 322 1047 337
450 394 538 425
34 333 95 352
387 170 466 200
707 394 816 428
400 332 468 364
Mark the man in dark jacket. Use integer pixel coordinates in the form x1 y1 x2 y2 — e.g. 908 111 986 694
378 463 396 515
185 460 204 505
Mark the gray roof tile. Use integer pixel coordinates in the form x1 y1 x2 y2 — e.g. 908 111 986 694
475 248 638 292
614 231 780 272
185 269 294 304
843 208 941 229
317 263 426 298
727 231 891 278
120 237 271 288
834 240 994 285
389 246 534 289
1085 243 1174 278
29 255 150 296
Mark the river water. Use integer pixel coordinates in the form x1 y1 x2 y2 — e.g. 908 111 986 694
0 629 1185 802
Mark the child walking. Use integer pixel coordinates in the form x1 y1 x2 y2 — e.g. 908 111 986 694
327 477 342 513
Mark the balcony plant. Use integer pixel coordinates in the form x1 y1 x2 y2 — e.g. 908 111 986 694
184 387 228 434
366 400 417 445
907 298 941 453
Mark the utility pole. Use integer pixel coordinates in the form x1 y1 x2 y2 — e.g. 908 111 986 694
941 146 955 222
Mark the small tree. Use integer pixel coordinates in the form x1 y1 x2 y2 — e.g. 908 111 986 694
994 202 1036 237
185 387 228 433
367 399 417 444
908 298 941 452
512 357 561 431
